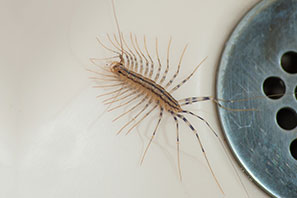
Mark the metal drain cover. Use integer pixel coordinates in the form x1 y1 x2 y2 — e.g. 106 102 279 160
216 0 297 197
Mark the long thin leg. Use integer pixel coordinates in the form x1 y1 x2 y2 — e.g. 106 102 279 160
144 36 154 78
130 33 144 74
116 98 152 135
107 34 130 66
108 92 144 112
122 33 137 71
140 107 164 164
126 103 158 135
165 44 188 89
180 110 249 197
101 86 130 102
154 38 162 82
180 110 218 137
86 68 117 78
160 37 172 85
93 83 124 88
170 57 207 93
135 36 149 77
96 86 127 98
89 77 119 82
113 95 148 122
171 112 182 181
176 113 224 195
89 55 119 61
96 37 121 56
104 88 136 104
113 34 132 68
179 96 257 111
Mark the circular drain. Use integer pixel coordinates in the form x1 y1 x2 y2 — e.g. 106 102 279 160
216 0 297 197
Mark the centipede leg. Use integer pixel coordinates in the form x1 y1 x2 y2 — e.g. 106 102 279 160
159 37 172 84
180 110 249 197
176 113 224 196
108 92 144 112
104 88 136 104
134 36 149 77
126 104 158 135
116 98 152 135
143 35 155 78
179 96 257 111
140 107 164 165
164 44 188 89
171 112 182 181
112 95 148 122
154 37 162 82
130 33 144 74
169 57 207 93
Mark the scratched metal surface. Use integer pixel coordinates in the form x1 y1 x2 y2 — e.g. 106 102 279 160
217 0 297 197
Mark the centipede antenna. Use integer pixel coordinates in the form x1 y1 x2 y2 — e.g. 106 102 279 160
111 0 124 61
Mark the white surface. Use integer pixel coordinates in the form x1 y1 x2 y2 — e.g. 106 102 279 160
1 0 268 197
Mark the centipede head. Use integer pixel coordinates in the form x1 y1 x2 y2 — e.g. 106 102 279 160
110 61 123 73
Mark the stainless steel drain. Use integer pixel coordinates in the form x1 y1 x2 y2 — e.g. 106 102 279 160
216 0 297 197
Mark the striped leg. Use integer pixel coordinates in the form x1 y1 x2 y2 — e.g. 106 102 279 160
171 111 182 181
159 37 172 85
130 33 144 74
108 91 144 112
107 33 129 63
179 96 257 112
104 88 137 104
180 110 250 197
134 36 150 77
154 38 162 82
112 95 148 122
144 35 155 78
111 34 132 68
169 57 207 93
180 110 218 137
176 113 224 195
116 98 153 135
122 33 137 71
126 103 158 135
112 34 134 69
140 107 164 164
96 86 128 99
164 44 188 89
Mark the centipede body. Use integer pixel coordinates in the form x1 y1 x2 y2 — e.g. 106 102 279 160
88 0 252 197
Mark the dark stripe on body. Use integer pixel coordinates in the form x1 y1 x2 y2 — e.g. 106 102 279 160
117 66 180 110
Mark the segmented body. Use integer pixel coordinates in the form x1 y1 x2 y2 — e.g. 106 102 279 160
88 1 250 196
111 63 182 112
89 33 225 193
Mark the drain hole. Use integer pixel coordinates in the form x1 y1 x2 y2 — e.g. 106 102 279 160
290 139 297 160
281 51 297 74
276 107 297 130
263 77 286 99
